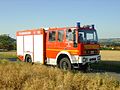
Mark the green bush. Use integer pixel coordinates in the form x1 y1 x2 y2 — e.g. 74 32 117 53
100 47 113 50
0 34 16 51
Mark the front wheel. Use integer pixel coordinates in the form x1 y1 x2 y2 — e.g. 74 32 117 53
59 57 72 70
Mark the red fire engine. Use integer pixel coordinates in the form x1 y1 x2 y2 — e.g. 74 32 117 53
16 22 101 70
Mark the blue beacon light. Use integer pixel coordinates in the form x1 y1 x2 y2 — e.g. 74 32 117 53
77 22 80 28
92 24 95 29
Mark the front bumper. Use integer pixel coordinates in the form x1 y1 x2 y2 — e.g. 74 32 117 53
71 55 101 65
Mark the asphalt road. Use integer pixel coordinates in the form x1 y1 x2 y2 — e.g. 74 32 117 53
0 58 17 61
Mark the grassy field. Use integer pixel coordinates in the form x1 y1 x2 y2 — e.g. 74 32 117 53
0 51 120 90
100 50 120 61
0 50 120 60
0 60 119 90
0 50 120 72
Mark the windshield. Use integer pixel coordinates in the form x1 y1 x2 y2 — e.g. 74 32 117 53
78 30 98 43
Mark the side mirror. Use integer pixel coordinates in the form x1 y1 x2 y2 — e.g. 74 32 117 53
73 30 77 47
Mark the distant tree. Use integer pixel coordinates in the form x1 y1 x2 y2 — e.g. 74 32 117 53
0 34 16 51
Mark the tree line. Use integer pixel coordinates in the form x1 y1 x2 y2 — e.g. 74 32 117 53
0 34 16 51
100 42 120 50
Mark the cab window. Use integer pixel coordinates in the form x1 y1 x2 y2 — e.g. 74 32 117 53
66 29 73 41
58 30 64 42
49 31 56 41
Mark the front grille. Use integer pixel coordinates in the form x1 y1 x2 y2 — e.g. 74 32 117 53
84 50 98 55
90 58 96 61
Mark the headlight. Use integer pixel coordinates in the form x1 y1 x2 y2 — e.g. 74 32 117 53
97 56 101 60
82 58 88 62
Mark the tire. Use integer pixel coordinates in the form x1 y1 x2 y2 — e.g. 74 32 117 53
25 55 32 63
59 57 72 70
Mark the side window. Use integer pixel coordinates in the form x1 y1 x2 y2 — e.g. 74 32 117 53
58 30 64 42
49 31 56 41
66 29 73 41
79 32 84 42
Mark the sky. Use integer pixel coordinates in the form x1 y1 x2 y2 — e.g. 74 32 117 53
0 0 120 39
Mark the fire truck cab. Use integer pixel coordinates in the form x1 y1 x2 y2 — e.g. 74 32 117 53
16 22 101 70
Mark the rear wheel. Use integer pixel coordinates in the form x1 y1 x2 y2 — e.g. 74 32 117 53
25 55 32 63
59 57 72 70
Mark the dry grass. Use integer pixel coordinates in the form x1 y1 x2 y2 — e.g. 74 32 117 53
0 60 120 90
0 51 120 89
100 50 120 61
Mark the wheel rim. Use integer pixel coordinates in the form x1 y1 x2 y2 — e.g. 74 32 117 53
27 57 32 62
62 61 69 70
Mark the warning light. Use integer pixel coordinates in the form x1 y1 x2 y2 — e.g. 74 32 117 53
92 25 94 29
77 22 80 28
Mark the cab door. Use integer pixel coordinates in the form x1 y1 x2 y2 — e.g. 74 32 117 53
65 29 74 49
64 29 79 55
46 30 57 58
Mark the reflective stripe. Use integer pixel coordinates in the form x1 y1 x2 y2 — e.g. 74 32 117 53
47 49 79 53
